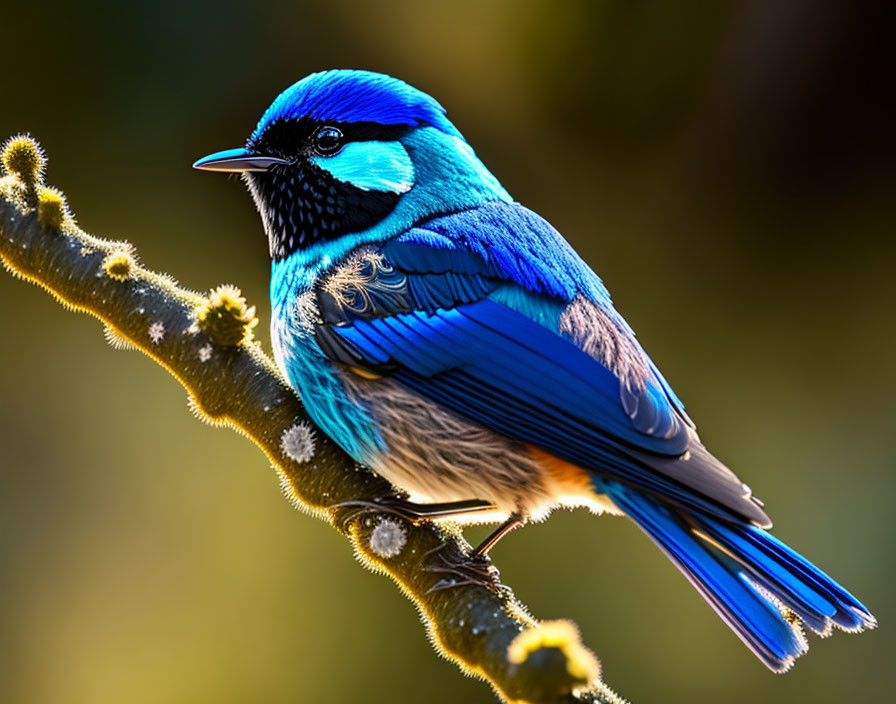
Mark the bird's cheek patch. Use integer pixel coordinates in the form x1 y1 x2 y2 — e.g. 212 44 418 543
311 141 414 194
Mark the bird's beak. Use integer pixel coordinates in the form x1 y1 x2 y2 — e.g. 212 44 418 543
192 148 289 172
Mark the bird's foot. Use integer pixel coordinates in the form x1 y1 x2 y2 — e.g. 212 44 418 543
423 541 504 593
332 496 497 533
332 495 423 533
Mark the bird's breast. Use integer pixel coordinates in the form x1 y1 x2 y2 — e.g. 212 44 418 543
270 260 384 465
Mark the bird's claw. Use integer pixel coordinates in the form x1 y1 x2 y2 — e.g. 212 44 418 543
333 499 508 593
423 541 503 593
333 496 421 533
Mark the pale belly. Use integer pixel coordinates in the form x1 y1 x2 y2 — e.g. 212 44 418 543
339 371 621 522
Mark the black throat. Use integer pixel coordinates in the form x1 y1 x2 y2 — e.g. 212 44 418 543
245 163 400 261
245 118 410 261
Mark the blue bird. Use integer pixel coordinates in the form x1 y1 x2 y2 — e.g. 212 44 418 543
194 69 875 672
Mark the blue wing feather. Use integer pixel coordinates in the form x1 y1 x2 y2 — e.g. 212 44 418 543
393 204 691 425
316 202 770 525
386 202 610 301
335 302 758 520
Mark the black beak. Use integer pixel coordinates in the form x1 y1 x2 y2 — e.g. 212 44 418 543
192 148 289 172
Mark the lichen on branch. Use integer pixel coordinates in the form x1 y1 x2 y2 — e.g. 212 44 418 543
0 135 626 704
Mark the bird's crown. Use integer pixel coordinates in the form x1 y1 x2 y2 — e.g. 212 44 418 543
251 70 459 139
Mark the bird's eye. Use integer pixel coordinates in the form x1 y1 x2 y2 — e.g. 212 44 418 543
313 126 344 156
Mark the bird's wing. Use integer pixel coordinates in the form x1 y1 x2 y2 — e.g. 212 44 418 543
313 202 769 525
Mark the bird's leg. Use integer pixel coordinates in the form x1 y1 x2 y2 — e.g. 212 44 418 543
334 494 524 591
425 513 525 593
471 513 525 557
333 496 497 532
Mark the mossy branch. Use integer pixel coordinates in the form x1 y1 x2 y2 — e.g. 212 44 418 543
0 135 626 704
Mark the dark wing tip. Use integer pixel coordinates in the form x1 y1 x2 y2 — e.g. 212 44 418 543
746 498 773 529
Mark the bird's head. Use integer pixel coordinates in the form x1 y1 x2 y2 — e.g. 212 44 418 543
194 70 510 263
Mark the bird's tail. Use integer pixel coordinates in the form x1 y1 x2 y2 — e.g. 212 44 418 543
603 481 876 672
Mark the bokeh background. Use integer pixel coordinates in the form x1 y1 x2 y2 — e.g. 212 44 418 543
1 1 893 702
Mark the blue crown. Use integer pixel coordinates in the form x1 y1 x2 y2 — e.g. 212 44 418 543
251 70 459 140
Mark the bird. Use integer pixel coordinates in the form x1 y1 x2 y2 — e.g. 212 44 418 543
193 69 876 673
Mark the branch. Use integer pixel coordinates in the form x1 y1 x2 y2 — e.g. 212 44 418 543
0 135 627 704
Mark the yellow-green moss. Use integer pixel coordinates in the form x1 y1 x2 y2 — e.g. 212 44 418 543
508 620 601 682
195 284 259 346
103 249 133 280
37 187 67 229
2 135 44 184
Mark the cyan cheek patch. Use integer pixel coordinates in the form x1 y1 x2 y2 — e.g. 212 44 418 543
311 141 415 194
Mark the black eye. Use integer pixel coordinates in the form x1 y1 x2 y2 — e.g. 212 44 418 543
314 126 344 156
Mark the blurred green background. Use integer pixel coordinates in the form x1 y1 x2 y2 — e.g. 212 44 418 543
1 1 892 702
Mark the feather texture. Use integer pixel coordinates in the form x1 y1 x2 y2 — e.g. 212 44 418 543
309 204 769 526
253 69 459 140
603 481 875 672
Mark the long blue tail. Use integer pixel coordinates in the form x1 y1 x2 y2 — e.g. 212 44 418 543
604 481 876 672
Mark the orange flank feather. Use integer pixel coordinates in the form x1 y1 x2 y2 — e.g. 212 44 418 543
526 445 624 516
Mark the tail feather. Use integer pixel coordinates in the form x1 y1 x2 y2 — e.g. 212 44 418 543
604 481 876 672
699 515 875 634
